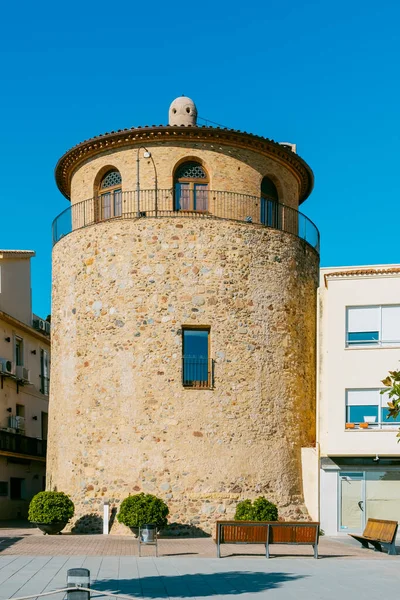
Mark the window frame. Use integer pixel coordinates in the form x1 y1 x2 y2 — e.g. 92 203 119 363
14 335 24 366
345 304 400 348
345 388 400 429
174 162 209 212
96 170 122 220
181 326 212 389
40 349 50 395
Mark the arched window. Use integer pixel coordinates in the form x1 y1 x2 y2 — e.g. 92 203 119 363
174 161 209 212
260 176 279 227
98 169 122 219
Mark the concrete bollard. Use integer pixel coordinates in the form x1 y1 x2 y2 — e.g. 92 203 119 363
103 500 109 535
67 568 90 600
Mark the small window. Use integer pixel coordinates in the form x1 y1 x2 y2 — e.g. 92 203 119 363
346 389 400 429
182 328 211 388
97 169 122 220
10 478 25 500
40 349 50 395
0 482 8 497
15 336 24 366
346 306 400 347
174 161 209 212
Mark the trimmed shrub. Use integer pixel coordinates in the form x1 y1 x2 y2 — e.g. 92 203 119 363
117 493 169 529
235 497 278 521
28 491 74 524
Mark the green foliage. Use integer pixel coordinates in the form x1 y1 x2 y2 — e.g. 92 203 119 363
234 497 278 521
117 493 169 529
381 370 400 440
28 491 74 524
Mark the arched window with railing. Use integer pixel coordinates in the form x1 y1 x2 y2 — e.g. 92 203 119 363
260 176 280 227
174 161 209 212
97 169 122 220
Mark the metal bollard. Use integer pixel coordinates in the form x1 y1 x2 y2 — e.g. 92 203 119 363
67 568 90 600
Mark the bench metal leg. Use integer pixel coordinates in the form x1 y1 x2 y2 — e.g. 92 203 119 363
369 540 383 552
313 544 318 559
384 542 397 556
265 542 270 559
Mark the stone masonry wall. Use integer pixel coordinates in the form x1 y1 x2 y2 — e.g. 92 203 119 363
70 142 301 209
48 217 319 534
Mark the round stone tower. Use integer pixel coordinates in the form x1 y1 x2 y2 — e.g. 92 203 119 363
48 97 319 534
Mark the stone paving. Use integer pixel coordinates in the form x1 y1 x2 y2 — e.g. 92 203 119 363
0 526 399 599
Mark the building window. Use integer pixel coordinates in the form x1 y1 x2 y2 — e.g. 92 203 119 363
98 169 122 220
174 161 209 212
41 412 48 441
10 478 25 500
260 176 280 227
182 327 211 388
346 305 400 347
0 482 8 497
346 389 400 429
15 336 24 366
40 349 50 395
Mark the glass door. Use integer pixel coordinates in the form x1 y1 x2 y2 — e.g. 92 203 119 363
339 472 365 532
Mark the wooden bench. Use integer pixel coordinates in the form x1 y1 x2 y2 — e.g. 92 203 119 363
215 520 320 558
349 518 398 555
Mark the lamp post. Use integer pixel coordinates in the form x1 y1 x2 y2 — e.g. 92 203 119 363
136 145 158 217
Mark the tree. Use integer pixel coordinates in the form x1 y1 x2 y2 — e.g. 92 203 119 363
381 371 400 440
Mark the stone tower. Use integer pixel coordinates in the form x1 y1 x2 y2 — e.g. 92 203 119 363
48 97 319 533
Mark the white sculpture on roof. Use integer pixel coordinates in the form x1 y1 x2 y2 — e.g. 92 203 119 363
168 96 197 126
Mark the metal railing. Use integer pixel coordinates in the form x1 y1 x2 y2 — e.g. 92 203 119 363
0 429 47 458
182 356 214 389
52 189 320 252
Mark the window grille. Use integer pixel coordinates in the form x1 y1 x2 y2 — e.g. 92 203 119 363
100 170 122 189
175 162 207 180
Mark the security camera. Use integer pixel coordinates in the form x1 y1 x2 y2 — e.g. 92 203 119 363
373 454 380 462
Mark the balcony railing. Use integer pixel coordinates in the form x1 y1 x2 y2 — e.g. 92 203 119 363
182 356 214 389
0 429 47 458
52 189 320 252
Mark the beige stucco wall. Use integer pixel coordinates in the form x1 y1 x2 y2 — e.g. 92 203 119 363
0 258 32 325
318 267 400 457
0 318 49 519
70 143 301 209
48 217 318 533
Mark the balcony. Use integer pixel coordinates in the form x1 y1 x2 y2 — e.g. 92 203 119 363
0 429 47 459
182 356 214 389
52 189 320 252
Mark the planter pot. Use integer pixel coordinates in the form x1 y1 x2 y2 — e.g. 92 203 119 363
33 522 68 535
359 423 369 429
140 523 156 543
364 416 377 423
345 423 355 429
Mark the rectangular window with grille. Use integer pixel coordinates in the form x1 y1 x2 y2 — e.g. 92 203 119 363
0 482 8 497
182 327 211 388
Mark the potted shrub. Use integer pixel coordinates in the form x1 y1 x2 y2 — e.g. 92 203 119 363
235 496 278 521
117 493 169 538
28 491 74 535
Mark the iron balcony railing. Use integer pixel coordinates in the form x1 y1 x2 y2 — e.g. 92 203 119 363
0 429 47 458
182 356 214 389
52 189 320 252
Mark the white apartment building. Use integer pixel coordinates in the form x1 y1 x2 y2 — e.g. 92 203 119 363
0 250 50 520
318 265 400 536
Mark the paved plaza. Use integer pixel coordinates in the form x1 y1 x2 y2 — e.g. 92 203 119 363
0 525 398 599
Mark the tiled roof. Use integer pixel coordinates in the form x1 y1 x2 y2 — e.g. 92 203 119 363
323 266 400 286
0 250 36 257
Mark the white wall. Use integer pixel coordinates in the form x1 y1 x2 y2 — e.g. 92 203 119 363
319 268 400 457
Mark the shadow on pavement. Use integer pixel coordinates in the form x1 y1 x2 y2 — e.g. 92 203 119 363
0 537 23 552
92 571 305 597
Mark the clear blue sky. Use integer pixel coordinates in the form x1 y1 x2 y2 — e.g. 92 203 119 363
1 0 399 317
